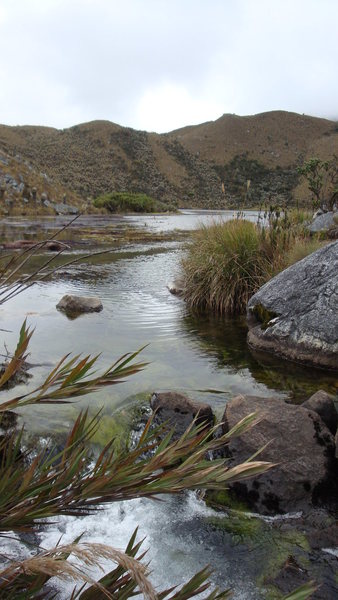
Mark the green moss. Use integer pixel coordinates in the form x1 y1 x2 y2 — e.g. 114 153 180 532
90 412 135 451
205 489 249 511
207 512 262 542
256 530 310 595
252 303 278 329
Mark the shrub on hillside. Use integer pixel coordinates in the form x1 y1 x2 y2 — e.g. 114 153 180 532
93 191 173 213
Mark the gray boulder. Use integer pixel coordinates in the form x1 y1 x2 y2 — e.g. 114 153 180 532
247 241 338 370
308 212 335 233
150 391 214 439
222 395 336 514
54 203 79 215
56 294 103 315
302 390 337 436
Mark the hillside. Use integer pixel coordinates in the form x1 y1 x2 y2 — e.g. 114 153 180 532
0 111 337 212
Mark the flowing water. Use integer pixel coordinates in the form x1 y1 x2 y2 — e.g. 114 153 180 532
1 210 337 598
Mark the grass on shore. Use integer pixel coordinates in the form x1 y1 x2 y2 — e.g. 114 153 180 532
93 191 176 213
181 212 323 316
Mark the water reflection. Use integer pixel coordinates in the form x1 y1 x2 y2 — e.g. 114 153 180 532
1 211 336 436
182 312 338 402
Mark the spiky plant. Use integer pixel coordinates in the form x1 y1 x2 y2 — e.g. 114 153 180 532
0 225 316 599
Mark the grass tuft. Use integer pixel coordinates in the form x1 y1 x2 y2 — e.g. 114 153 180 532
181 214 323 316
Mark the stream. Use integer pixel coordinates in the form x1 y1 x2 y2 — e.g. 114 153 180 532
0 210 337 598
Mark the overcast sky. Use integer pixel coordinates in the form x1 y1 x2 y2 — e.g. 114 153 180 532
0 0 337 132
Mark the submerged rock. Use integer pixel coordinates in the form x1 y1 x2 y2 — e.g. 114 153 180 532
150 391 214 439
56 294 103 315
247 241 338 370
222 394 336 515
167 279 184 296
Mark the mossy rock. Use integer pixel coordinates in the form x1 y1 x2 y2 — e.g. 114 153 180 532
252 303 278 329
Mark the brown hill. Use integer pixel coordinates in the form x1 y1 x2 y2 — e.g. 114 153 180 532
0 111 337 211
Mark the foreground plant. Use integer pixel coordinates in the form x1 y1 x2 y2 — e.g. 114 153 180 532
0 320 272 598
0 229 316 599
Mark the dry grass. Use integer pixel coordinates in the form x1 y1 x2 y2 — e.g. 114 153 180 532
181 214 322 315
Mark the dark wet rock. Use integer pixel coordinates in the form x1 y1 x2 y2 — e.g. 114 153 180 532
167 279 184 296
2 240 35 250
307 522 338 550
302 390 338 435
1 240 66 252
222 395 336 514
266 555 310 597
247 241 338 370
150 391 214 439
0 410 18 431
0 361 31 389
56 294 103 315
308 211 335 232
45 241 66 252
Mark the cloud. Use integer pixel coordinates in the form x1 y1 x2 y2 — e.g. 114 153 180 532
135 83 226 132
0 0 337 130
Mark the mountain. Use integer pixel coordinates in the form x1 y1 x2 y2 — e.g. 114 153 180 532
0 111 337 212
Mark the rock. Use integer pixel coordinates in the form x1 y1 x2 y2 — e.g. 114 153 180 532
302 390 338 435
266 555 310 598
2 240 66 252
54 202 78 215
2 240 33 250
167 279 184 295
308 211 335 232
150 391 214 439
56 294 103 315
45 241 66 252
222 395 336 514
0 410 18 431
247 241 338 370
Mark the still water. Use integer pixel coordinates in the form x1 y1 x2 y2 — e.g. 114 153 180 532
1 210 336 598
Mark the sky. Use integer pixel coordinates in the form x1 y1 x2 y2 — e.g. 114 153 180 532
0 0 337 133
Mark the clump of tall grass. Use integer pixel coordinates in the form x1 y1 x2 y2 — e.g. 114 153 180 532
181 215 322 316
181 219 272 315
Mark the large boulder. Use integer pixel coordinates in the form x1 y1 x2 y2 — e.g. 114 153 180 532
56 294 103 315
222 395 336 514
247 241 338 370
150 392 214 439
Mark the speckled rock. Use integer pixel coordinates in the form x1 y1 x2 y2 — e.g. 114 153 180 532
222 394 336 514
247 241 338 370
56 294 103 315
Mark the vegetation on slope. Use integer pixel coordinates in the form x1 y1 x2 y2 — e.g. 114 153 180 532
0 112 337 209
93 191 176 213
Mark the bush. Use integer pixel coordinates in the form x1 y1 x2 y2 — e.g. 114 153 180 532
181 215 322 316
93 191 171 213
